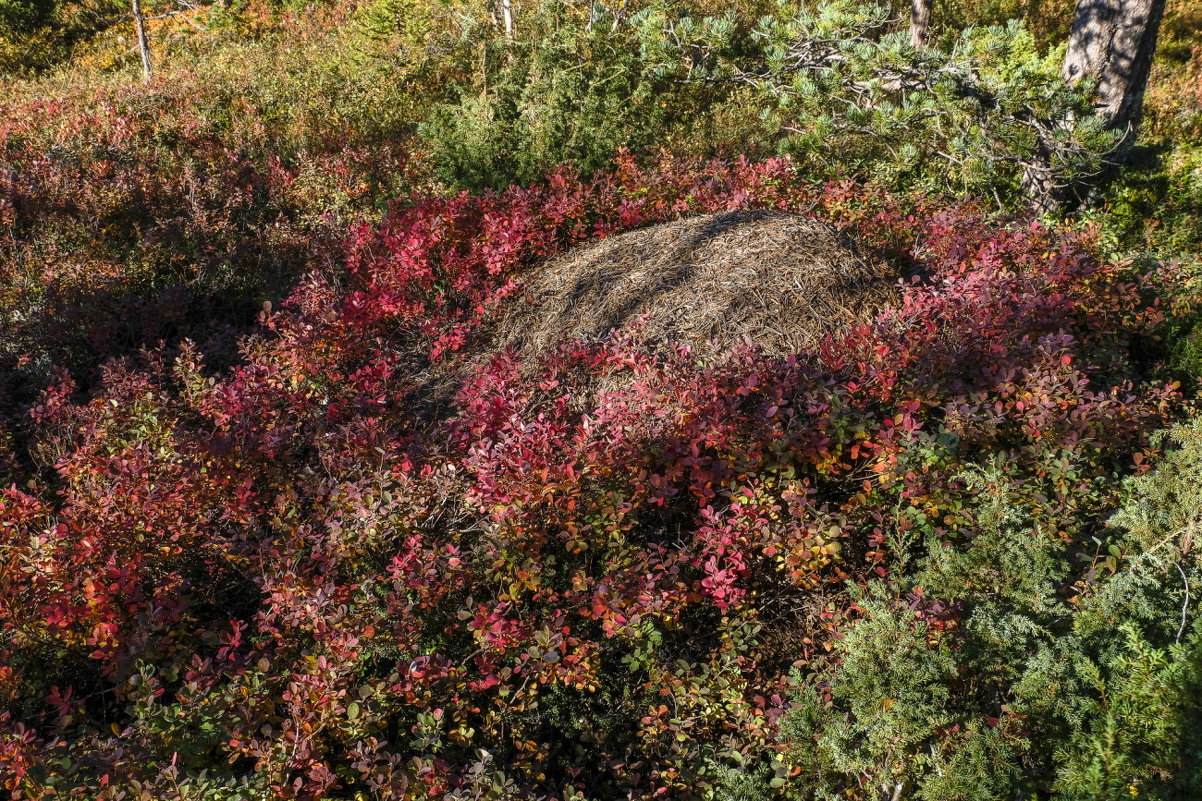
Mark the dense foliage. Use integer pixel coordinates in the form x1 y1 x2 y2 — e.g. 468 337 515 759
0 4 420 397
0 153 1198 799
2 0 1202 799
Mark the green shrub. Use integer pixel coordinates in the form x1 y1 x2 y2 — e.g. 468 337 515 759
415 1 728 190
774 416 1202 799
652 2 1115 206
411 0 1117 203
0 0 125 73
0 0 55 32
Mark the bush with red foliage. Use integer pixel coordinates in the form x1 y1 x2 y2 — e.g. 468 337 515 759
0 58 413 401
0 155 1182 799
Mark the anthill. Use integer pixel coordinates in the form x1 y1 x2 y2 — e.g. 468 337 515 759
493 208 898 358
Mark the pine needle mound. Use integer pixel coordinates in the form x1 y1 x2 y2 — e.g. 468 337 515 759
497 209 899 357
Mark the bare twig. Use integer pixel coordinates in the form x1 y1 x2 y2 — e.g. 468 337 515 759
1175 562 1190 644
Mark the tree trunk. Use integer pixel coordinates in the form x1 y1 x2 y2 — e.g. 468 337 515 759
1023 0 1166 212
1062 0 1166 140
131 0 152 80
499 0 514 40
1020 138 1061 216
910 0 932 49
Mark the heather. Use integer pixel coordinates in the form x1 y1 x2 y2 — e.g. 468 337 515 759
1 2 1202 800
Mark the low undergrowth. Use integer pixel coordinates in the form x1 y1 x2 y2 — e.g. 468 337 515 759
0 156 1197 799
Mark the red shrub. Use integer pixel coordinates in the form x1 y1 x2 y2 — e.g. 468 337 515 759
0 156 1181 799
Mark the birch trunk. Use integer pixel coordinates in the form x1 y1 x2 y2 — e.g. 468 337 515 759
132 0 152 80
500 0 514 40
